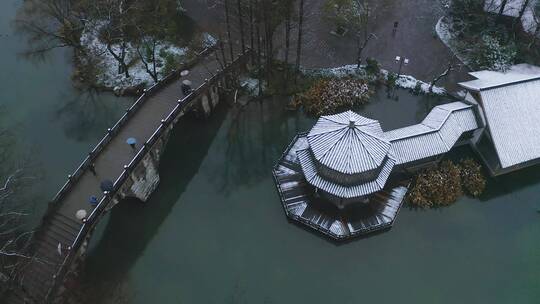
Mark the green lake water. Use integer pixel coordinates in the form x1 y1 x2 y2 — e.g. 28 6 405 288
82 95 540 304
0 0 132 223
1 0 539 303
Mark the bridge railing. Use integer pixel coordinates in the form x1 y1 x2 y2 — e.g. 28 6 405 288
44 49 252 303
40 44 219 229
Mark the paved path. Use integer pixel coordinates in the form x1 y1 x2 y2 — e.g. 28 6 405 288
185 0 471 92
282 0 470 92
6 47 227 303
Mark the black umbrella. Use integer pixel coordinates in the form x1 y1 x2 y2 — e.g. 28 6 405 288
100 179 114 192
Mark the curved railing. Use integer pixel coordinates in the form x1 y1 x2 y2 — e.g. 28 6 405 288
47 45 218 212
43 49 252 302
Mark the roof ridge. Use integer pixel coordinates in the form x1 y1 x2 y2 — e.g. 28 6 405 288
387 106 473 141
353 128 378 168
318 125 352 162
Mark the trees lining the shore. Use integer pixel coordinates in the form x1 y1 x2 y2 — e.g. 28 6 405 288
213 0 305 95
16 0 202 88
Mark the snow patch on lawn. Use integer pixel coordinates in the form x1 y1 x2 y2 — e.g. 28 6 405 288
80 21 216 91
304 64 446 95
384 70 446 95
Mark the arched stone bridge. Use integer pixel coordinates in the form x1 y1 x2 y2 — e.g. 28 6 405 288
5 46 253 304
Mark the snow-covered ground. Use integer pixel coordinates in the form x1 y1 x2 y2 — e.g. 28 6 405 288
304 64 446 95
80 21 216 92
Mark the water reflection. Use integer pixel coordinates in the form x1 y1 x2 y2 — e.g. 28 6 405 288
217 98 313 194
78 105 228 303
54 88 130 141
80 94 540 304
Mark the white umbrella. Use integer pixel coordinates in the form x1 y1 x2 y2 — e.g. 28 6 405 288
75 209 87 221
182 80 192 86
180 70 189 77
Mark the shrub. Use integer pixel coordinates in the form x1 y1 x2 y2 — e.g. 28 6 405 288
412 81 423 95
408 159 486 208
471 35 517 71
386 72 398 88
293 77 372 116
162 51 181 76
408 160 463 208
365 57 380 75
460 158 486 196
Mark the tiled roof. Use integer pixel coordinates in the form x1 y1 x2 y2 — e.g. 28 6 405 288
307 111 390 174
294 102 478 199
386 102 479 165
297 148 395 199
460 64 540 168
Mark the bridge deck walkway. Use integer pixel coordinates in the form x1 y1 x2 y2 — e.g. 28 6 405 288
12 49 226 303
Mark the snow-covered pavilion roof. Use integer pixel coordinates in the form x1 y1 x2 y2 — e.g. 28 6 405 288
306 111 391 174
459 64 540 168
297 148 395 199
295 103 479 200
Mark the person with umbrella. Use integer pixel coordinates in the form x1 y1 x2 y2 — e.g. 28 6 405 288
181 79 192 96
100 179 114 193
126 137 137 150
89 195 98 206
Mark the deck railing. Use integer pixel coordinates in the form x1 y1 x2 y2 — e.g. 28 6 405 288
43 49 252 303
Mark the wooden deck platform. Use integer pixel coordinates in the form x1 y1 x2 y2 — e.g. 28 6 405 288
272 134 410 240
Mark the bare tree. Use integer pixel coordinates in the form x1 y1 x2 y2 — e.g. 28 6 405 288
284 2 293 65
249 0 255 61
132 1 168 83
528 1 540 48
295 0 305 80
323 0 376 68
429 61 455 92
237 0 246 53
498 0 509 20
97 0 135 78
0 121 38 294
135 37 159 82
224 0 235 60
15 0 87 58
352 0 376 68
518 0 533 21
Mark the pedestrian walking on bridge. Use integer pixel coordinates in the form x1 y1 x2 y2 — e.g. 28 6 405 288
181 80 193 96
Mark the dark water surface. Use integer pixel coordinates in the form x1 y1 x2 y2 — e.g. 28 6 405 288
0 0 131 222
1 0 539 303
83 95 540 304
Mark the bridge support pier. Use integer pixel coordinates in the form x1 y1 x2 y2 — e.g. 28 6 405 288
113 130 171 205
199 82 222 117
126 157 160 202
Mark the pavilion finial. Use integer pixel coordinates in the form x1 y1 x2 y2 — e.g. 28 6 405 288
349 116 356 128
